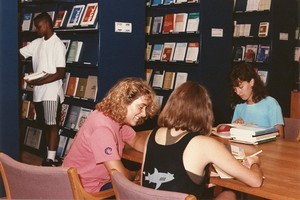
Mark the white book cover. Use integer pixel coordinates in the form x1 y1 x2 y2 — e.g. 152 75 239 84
174 72 188 89
67 4 86 27
185 42 199 63
172 42 188 61
22 13 32 31
150 44 164 61
80 2 98 27
246 0 260 11
186 12 200 33
173 13 188 33
258 0 271 11
152 70 165 88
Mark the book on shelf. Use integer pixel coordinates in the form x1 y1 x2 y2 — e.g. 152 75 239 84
31 12 41 32
27 101 36 121
244 44 258 62
152 70 165 88
145 17 152 34
164 0 175 4
175 0 188 4
22 13 32 31
173 13 188 33
174 72 188 89
64 105 81 130
151 0 163 6
53 10 68 29
83 75 98 101
245 0 260 12
258 0 271 11
59 103 70 126
24 126 42 150
258 22 269 37
161 42 176 62
63 137 74 158
75 78 88 98
61 39 71 52
74 107 93 131
80 2 98 27
242 24 251 37
256 45 270 63
57 133 68 157
47 11 55 22
66 41 83 63
62 72 71 94
162 71 175 90
151 16 164 34
187 0 199 2
162 13 175 34
145 68 153 85
234 0 247 12
172 42 188 62
24 71 49 81
67 4 86 28
155 95 164 108
257 70 268 85
294 47 300 62
150 43 164 61
185 42 199 63
233 46 245 62
186 12 200 33
66 76 79 97
21 100 30 119
145 43 152 61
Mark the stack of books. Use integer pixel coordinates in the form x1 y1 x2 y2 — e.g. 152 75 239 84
230 125 278 144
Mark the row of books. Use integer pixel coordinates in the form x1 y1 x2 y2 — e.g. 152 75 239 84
234 0 271 13
62 73 98 101
60 104 93 131
214 123 278 145
149 0 198 7
21 2 98 31
233 44 270 63
146 42 199 63
233 21 269 37
148 12 199 35
147 69 188 90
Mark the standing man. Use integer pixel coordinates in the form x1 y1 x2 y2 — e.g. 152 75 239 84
20 12 66 166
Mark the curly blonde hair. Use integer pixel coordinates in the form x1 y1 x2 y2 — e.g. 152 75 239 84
96 77 159 125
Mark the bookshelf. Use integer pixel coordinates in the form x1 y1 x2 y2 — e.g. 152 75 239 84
144 0 233 125
19 0 145 157
232 0 297 117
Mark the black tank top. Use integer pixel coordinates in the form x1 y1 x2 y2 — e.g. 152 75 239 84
142 128 210 199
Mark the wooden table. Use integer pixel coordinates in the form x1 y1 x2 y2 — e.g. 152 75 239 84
123 131 300 200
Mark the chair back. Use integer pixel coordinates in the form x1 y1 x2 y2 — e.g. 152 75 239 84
0 152 74 199
284 117 300 141
109 169 196 200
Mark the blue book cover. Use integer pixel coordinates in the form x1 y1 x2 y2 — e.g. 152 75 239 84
152 0 163 6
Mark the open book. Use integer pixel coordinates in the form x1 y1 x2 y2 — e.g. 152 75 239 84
24 71 49 81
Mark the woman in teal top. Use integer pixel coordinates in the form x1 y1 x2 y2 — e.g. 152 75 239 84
229 63 284 137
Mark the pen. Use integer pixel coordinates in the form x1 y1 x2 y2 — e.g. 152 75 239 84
249 150 263 157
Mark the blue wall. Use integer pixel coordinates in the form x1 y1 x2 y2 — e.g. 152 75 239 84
0 1 19 157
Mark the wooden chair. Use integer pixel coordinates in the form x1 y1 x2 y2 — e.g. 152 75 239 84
0 152 114 199
283 117 300 141
109 169 197 200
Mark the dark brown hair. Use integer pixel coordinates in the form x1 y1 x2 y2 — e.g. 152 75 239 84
158 81 214 135
96 77 159 125
228 62 267 105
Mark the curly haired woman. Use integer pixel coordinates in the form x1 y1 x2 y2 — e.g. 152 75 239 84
63 77 159 193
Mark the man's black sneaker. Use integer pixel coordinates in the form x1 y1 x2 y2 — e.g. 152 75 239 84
54 156 63 166
41 158 56 167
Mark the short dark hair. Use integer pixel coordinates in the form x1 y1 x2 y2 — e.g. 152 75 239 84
34 12 53 27
158 81 214 135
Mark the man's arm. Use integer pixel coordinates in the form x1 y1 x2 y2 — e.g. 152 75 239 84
26 67 65 86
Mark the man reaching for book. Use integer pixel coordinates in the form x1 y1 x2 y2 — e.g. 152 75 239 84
228 63 284 137
19 12 67 166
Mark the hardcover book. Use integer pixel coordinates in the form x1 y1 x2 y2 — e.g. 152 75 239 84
256 45 270 63
186 12 200 33
161 42 176 62
62 72 71 94
152 70 165 88
67 41 83 63
24 71 49 81
60 103 70 126
258 0 271 11
74 107 93 131
173 13 188 33
75 78 88 98
67 4 86 27
244 45 258 62
162 71 175 90
258 22 269 37
185 42 199 63
174 72 188 89
172 42 188 61
53 10 68 28
64 105 81 130
246 0 259 11
22 13 32 31
66 76 79 97
80 2 98 27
